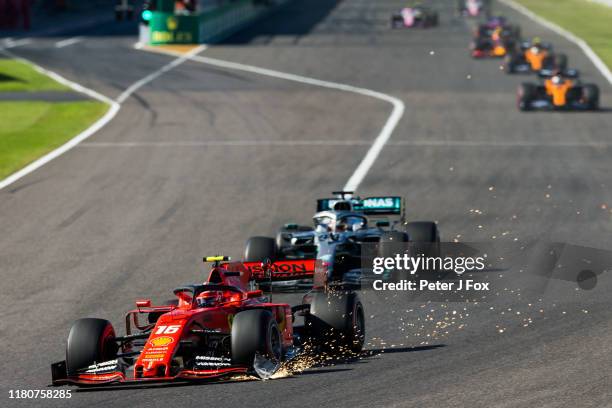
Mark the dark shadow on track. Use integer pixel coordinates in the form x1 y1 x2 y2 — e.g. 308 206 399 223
220 0 343 45
70 345 445 393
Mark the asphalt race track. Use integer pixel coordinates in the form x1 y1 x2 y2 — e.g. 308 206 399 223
2 1 612 407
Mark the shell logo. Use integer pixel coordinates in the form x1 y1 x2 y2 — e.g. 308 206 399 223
166 16 178 31
150 336 174 347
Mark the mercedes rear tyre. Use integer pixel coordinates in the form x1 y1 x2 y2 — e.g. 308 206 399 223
306 291 365 354
405 221 441 264
379 231 409 257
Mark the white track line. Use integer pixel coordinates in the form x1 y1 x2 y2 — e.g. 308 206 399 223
499 0 612 85
116 45 206 103
0 45 205 191
78 140 612 148
589 0 612 7
54 37 83 48
80 140 371 147
3 38 32 48
140 46 405 192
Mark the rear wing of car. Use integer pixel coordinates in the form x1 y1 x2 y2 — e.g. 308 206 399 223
242 259 317 282
538 68 579 79
520 41 552 51
316 196 404 217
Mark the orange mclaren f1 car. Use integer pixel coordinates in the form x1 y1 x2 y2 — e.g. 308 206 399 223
51 256 365 386
517 69 600 111
505 39 567 74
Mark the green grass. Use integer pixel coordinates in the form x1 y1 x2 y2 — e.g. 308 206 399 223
0 101 108 179
0 58 69 92
514 0 612 69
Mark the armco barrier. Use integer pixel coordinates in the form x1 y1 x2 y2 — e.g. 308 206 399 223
145 0 290 45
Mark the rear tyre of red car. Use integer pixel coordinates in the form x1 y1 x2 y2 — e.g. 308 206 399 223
244 236 277 262
306 291 365 355
231 309 282 378
66 318 117 375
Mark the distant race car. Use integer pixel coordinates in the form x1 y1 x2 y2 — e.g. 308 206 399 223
391 6 439 28
51 256 365 386
458 0 491 17
244 192 440 289
471 17 520 58
504 39 567 74
517 69 600 111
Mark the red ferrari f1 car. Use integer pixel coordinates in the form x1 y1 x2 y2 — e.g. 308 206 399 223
51 256 365 386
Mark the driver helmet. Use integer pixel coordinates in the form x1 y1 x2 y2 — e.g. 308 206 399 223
335 218 348 232
531 37 543 50
551 74 564 85
196 290 223 308
492 27 502 41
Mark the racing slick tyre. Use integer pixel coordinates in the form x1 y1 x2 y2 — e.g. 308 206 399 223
231 309 282 378
405 221 441 262
583 84 600 110
504 54 517 73
244 236 277 262
306 291 365 354
518 83 536 111
390 15 403 28
66 318 118 375
405 221 440 243
379 231 409 259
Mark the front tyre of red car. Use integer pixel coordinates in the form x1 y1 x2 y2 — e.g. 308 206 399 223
231 309 282 379
66 318 117 375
